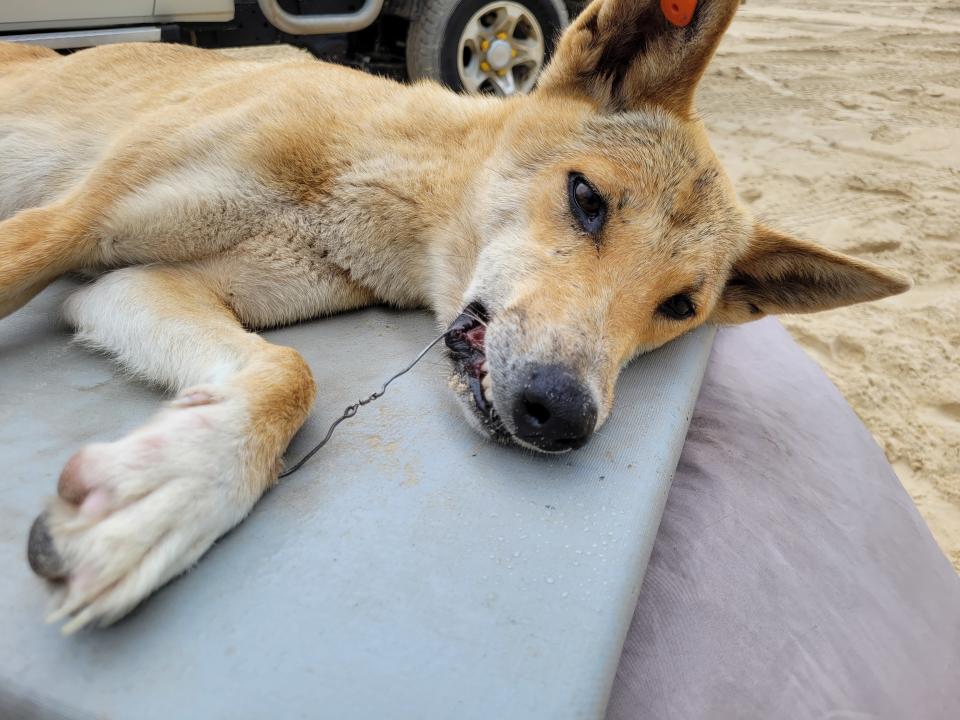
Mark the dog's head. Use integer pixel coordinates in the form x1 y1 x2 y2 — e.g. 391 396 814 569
441 0 909 452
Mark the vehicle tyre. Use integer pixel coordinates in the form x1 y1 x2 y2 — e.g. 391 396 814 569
406 0 568 96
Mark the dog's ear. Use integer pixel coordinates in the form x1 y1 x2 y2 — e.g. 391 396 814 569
536 0 740 116
711 224 911 324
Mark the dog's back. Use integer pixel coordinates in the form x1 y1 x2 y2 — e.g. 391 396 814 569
0 42 57 67
0 43 241 220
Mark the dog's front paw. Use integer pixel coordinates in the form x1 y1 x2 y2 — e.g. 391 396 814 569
27 387 261 633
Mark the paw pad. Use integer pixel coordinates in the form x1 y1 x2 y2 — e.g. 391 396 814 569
170 388 220 408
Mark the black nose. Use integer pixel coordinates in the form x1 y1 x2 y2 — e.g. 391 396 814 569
511 364 598 452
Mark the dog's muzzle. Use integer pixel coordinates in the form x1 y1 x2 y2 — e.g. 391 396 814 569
446 302 597 452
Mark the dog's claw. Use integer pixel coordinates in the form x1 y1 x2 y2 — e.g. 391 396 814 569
27 512 66 580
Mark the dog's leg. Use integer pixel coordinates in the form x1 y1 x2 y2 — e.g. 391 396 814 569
0 203 99 317
27 263 317 633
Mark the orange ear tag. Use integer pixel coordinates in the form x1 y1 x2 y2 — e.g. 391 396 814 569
660 0 697 27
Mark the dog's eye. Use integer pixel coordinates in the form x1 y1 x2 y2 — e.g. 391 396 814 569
658 294 696 320
568 173 606 235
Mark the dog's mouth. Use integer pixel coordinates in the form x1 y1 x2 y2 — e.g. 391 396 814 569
444 301 509 439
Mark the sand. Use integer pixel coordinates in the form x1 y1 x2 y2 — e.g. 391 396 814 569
227 0 959 568
701 0 960 569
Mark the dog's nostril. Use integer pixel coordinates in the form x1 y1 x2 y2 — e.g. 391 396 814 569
523 399 551 426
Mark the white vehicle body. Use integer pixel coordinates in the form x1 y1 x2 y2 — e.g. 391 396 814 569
0 1 234 33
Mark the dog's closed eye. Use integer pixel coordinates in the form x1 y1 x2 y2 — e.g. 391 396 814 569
568 172 607 236
657 294 696 320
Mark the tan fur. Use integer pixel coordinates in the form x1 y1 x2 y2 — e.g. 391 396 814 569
1 0 909 631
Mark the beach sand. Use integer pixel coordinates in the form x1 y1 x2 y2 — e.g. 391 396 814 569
228 0 959 567
701 0 960 569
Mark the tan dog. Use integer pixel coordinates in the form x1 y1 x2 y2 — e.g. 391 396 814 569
0 0 908 633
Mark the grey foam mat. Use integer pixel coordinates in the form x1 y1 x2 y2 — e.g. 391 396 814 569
0 279 714 719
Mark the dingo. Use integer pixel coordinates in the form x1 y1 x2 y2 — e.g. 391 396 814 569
0 0 908 632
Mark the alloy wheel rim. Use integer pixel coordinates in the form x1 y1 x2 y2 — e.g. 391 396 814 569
456 1 546 96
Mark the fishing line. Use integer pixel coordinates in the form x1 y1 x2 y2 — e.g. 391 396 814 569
278 330 448 478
